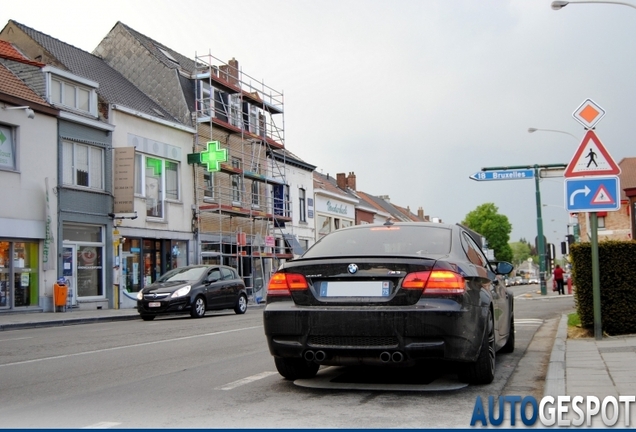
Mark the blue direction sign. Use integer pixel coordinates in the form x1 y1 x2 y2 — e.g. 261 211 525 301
565 176 620 212
469 169 534 181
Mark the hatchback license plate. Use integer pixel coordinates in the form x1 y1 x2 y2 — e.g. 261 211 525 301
148 302 161 308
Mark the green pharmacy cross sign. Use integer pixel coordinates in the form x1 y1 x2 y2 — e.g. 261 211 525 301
188 141 228 172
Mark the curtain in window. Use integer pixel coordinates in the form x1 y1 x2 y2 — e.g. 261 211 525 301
63 142 73 185
90 147 102 189
75 144 89 186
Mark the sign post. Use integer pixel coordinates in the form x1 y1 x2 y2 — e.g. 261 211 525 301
565 99 621 341
475 164 567 295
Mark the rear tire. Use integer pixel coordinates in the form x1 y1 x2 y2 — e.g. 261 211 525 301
459 310 495 385
140 314 155 321
190 296 206 318
234 294 247 314
274 357 320 380
499 316 515 354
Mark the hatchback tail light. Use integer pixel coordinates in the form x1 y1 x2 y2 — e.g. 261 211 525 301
267 272 309 296
402 270 466 295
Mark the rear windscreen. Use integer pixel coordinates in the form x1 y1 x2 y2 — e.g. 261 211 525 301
303 225 452 258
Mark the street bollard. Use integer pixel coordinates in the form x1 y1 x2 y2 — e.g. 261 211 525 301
567 277 572 295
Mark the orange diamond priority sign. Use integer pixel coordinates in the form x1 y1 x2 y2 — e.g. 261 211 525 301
572 98 605 129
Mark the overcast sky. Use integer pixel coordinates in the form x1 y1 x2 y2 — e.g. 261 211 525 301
4 0 636 249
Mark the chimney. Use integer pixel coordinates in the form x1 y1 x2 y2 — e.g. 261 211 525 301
220 57 239 86
336 173 346 190
346 172 357 191
379 195 390 203
418 207 424 220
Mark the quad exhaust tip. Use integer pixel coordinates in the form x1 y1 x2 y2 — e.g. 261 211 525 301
304 350 327 362
381 351 404 363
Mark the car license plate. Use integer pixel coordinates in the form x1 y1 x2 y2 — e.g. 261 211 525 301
319 281 390 297
148 302 161 308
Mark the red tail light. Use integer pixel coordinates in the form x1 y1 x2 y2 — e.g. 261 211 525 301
267 272 309 296
403 270 466 295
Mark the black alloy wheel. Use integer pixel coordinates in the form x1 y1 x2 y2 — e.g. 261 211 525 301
459 310 496 385
499 316 515 354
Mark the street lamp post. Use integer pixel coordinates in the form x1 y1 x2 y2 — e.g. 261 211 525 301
528 128 579 141
552 0 636 10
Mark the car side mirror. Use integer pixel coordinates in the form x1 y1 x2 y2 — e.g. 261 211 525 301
206 275 220 283
491 261 514 275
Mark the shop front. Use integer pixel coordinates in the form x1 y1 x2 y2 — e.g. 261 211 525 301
61 224 106 309
314 196 356 240
117 237 188 308
0 240 40 310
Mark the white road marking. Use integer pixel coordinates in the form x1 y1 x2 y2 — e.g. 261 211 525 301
0 325 263 368
515 319 543 326
83 422 121 429
0 336 33 342
215 371 279 390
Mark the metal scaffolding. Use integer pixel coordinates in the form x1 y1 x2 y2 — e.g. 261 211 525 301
191 52 292 300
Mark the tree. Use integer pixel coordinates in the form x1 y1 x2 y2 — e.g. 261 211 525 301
462 203 513 262
510 241 532 266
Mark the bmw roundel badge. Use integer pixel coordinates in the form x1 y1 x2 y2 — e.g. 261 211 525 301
348 264 358 274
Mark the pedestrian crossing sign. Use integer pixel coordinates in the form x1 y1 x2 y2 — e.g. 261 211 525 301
563 130 621 178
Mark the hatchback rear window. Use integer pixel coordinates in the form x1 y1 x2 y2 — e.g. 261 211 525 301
303 225 452 258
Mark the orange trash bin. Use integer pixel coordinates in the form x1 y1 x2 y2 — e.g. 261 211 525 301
54 281 68 308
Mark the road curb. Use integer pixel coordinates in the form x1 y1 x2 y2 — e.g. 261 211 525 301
543 313 568 397
0 314 141 331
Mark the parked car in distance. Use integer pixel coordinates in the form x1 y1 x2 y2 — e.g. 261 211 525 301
263 222 515 384
137 265 248 320
528 277 539 285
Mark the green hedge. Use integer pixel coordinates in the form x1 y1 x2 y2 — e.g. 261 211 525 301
570 240 636 335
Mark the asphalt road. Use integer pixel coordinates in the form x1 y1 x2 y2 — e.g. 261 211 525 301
0 285 574 428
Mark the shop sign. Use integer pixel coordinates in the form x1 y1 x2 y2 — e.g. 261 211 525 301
114 147 135 213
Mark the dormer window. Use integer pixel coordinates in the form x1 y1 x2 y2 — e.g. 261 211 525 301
44 67 98 117
50 77 95 115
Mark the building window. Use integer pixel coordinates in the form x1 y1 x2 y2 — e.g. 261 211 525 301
50 77 96 115
204 172 215 199
231 157 242 204
0 125 17 171
598 216 606 229
299 188 306 222
318 215 332 238
134 154 180 219
284 185 291 217
251 181 260 207
62 141 103 190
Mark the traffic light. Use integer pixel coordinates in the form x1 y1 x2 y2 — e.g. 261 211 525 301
561 241 568 255
567 234 575 246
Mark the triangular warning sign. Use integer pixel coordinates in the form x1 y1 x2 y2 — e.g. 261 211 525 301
591 185 615 205
564 130 621 178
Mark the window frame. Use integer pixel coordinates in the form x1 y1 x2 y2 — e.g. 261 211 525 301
50 76 97 116
0 124 17 172
134 153 181 219
62 140 104 190
299 188 307 223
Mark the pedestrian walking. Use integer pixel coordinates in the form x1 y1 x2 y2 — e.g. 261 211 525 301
553 264 565 295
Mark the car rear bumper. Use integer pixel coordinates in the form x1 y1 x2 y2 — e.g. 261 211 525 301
263 300 487 365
